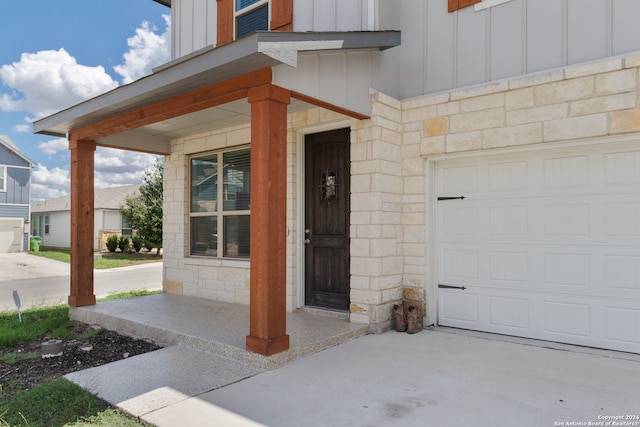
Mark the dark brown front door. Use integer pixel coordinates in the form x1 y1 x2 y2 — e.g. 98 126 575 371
304 128 351 311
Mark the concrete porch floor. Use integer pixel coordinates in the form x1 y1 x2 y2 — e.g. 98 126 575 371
69 293 369 370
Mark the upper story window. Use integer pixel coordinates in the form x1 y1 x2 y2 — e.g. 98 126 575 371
217 0 292 47
236 0 269 39
0 166 5 192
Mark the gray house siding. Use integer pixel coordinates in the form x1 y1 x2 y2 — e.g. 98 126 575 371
0 167 30 205
0 143 31 168
0 137 34 252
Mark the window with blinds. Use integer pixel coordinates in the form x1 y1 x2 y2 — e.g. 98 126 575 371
190 147 251 258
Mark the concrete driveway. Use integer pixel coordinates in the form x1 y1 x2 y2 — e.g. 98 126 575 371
68 322 640 427
0 252 69 281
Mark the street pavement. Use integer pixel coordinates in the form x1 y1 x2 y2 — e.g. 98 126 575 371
0 252 162 311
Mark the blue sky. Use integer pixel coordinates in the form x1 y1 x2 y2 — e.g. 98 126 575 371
0 1 171 201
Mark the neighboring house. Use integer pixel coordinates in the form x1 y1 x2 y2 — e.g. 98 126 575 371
34 0 640 355
31 185 139 251
0 135 33 253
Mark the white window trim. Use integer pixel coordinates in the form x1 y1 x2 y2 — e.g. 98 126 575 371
0 166 6 192
474 0 513 11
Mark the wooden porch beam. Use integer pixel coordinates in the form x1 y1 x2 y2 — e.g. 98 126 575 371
290 90 370 120
68 136 96 307
246 83 291 356
73 68 272 141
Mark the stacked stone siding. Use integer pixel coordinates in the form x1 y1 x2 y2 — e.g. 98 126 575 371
349 91 404 331
413 55 640 157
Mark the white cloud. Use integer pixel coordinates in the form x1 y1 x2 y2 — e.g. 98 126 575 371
114 15 171 84
0 48 118 119
38 137 68 157
30 149 159 201
0 18 169 201
11 123 30 133
95 148 159 188
31 164 70 202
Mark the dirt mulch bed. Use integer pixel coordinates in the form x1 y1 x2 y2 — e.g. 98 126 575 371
0 323 162 399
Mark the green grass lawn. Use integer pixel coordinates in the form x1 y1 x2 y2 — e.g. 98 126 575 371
0 293 160 426
30 249 161 269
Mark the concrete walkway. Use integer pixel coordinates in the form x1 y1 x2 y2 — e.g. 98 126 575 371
64 295 640 427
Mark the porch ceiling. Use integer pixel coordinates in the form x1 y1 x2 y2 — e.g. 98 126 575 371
92 98 314 154
32 31 400 154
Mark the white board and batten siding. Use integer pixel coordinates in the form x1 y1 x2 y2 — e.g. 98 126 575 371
404 0 640 99
436 140 640 353
172 0 381 59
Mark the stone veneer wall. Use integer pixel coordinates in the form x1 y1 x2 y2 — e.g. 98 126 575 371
348 91 404 332
411 55 640 157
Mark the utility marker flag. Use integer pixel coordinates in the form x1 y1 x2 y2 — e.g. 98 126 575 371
13 290 21 323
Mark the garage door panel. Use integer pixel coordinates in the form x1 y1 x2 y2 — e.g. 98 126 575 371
439 291 479 325
604 150 640 184
544 300 592 337
544 203 590 236
543 252 591 287
544 155 590 188
489 161 528 192
605 307 640 345
488 296 529 330
488 251 529 283
441 207 478 235
442 248 478 279
604 202 640 235
440 165 478 194
436 141 640 353
489 206 528 235
604 254 640 290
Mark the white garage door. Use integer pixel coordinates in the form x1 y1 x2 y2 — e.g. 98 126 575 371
436 141 640 353
0 219 23 253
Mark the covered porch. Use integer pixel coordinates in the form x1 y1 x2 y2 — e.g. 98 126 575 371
33 31 400 357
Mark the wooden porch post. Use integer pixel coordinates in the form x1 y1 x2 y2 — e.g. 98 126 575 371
68 137 96 307
246 83 291 356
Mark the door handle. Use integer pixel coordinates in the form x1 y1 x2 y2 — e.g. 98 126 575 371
304 238 311 245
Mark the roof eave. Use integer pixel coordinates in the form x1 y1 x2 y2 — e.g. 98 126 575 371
152 0 171 7
33 31 400 137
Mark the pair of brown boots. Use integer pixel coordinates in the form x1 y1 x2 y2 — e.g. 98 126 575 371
393 303 421 334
